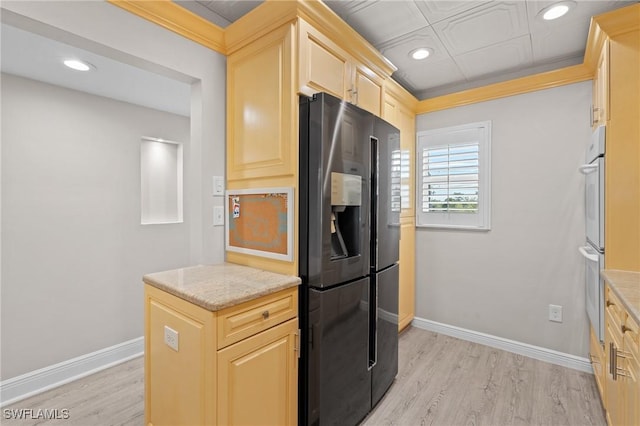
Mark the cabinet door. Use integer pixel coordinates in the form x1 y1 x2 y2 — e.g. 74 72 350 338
589 324 606 402
298 19 349 99
382 93 398 126
398 104 415 218
605 310 625 426
217 318 298 426
593 39 609 128
626 352 639 426
353 64 383 116
398 217 415 331
623 316 639 426
382 90 415 218
146 286 216 426
227 24 295 181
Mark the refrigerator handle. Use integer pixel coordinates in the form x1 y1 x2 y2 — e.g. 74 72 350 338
370 136 379 270
368 278 378 371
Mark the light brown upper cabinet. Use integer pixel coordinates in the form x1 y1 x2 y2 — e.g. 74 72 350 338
227 24 297 182
592 39 609 129
299 20 383 117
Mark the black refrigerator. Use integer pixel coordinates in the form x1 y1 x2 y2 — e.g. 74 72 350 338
299 92 400 426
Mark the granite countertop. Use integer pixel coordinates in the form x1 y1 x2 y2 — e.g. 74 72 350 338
143 263 301 312
602 269 640 325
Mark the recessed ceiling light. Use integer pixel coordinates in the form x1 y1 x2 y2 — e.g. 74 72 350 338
540 1 575 21
410 48 431 60
63 59 94 71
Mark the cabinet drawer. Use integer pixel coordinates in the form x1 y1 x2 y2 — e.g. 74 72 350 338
605 286 625 326
217 287 298 349
623 314 639 359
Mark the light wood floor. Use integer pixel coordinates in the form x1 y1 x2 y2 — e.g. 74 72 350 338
3 327 605 426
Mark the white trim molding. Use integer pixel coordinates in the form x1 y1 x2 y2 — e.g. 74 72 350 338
0 337 144 407
411 317 592 373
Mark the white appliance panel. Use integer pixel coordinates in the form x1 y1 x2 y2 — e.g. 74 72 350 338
584 157 604 251
580 244 604 342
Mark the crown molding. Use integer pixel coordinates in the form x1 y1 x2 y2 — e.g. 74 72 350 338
384 77 419 111
107 0 226 54
109 1 637 115
225 0 396 79
585 4 639 72
294 0 397 78
415 64 592 114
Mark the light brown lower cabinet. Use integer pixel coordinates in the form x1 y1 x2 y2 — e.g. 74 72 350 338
599 283 639 426
145 285 299 426
590 325 606 403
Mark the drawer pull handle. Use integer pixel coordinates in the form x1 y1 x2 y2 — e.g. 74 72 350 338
262 310 270 320
621 325 632 334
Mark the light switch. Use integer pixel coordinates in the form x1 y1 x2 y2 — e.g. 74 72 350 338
213 206 224 226
213 176 224 196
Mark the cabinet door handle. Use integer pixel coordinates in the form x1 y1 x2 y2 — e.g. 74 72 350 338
609 342 615 376
621 325 632 334
262 310 270 320
612 344 618 380
606 300 615 307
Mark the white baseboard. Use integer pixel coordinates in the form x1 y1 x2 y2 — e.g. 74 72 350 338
0 337 144 407
411 317 592 373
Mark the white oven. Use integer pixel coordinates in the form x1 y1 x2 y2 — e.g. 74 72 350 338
579 245 604 341
579 125 605 342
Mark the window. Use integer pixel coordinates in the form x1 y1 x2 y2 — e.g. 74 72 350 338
416 121 491 230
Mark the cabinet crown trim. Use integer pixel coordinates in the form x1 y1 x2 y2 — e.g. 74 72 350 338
585 3 640 72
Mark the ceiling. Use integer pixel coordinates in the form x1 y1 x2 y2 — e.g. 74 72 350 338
0 18 191 117
177 0 635 99
1 0 634 114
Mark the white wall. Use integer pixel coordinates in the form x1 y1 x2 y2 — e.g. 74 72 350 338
1 74 190 379
415 81 591 357
0 1 226 379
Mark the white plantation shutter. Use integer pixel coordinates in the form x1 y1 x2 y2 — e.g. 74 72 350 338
423 143 479 213
416 122 491 230
391 150 402 212
400 150 411 210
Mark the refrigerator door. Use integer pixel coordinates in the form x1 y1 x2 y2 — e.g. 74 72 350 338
300 93 373 289
371 118 400 271
307 278 371 426
371 264 399 407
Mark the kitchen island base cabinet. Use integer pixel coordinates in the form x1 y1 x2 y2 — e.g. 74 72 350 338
144 284 299 426
146 286 216 426
217 319 298 426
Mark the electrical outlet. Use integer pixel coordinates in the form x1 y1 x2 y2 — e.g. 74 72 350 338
549 304 563 323
164 325 179 351
213 206 224 226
